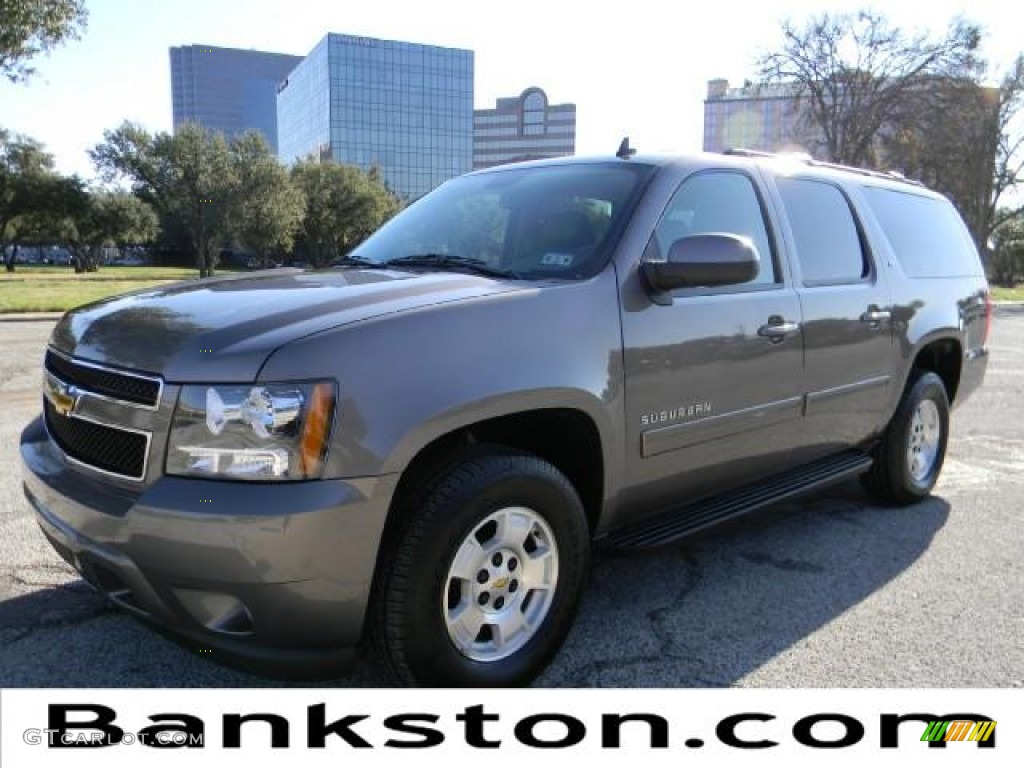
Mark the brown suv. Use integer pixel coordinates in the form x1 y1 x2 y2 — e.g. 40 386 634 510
21 149 990 686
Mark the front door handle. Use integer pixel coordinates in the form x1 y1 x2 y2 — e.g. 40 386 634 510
860 306 892 326
758 316 801 342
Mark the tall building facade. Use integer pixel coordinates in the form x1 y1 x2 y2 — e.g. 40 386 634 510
703 78 808 155
473 87 576 170
170 45 302 152
277 33 474 200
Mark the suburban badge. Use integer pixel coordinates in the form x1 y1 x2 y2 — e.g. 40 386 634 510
641 401 713 427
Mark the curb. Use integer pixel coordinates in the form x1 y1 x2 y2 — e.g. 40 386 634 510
0 313 65 322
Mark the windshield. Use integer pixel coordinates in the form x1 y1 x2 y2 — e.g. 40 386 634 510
349 162 654 279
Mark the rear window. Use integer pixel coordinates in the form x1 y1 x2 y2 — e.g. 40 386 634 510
862 187 982 278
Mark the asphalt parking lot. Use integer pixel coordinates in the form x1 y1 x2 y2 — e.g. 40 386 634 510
0 311 1021 687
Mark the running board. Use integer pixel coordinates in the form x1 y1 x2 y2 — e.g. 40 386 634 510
608 450 873 550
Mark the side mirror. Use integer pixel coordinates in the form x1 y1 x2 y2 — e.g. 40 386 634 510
642 233 760 293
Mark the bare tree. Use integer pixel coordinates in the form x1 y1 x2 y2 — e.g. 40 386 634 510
882 75 997 248
758 10 982 167
881 55 1024 251
990 56 1024 236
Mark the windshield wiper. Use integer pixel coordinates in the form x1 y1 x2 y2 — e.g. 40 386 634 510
331 255 391 268
384 253 521 279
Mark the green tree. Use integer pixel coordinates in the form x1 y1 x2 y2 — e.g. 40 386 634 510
991 212 1024 285
54 180 158 272
0 0 87 82
757 10 982 167
1 127 57 271
5 170 68 264
169 125 234 277
91 122 235 277
291 158 401 267
228 132 303 267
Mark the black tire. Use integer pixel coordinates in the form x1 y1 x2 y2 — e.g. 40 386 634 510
861 370 950 505
371 447 590 686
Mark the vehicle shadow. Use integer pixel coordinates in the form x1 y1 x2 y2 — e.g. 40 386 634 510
0 480 948 687
0 575 391 687
539 479 950 686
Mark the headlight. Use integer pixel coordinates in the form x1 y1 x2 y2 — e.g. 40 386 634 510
167 381 336 480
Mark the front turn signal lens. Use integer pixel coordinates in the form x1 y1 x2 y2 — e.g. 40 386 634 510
299 382 335 476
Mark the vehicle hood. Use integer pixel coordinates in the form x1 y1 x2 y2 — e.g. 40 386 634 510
49 268 526 382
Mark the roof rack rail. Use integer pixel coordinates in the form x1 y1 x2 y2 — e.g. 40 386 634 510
723 147 815 163
722 147 776 158
805 159 924 186
720 148 923 187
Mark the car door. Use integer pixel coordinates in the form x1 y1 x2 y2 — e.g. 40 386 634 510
770 175 896 455
617 169 806 517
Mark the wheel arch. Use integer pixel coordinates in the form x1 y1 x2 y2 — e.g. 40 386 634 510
383 404 608 541
904 334 963 406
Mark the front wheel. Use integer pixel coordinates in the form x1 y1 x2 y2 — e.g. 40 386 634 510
372 449 590 686
862 370 950 505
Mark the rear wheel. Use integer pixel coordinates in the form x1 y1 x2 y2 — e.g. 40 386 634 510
862 370 950 505
372 448 590 686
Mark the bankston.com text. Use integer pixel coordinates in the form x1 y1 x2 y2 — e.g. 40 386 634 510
24 704 996 751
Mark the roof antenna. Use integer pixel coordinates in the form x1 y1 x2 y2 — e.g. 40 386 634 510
616 136 636 159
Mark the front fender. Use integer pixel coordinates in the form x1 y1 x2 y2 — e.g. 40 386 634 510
258 270 626 498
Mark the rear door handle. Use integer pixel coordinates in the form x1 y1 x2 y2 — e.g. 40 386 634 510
758 317 801 342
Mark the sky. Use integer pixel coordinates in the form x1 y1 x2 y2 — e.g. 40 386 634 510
0 0 1020 179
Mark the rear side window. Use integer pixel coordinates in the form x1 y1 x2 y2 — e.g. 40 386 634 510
862 187 982 277
776 178 868 286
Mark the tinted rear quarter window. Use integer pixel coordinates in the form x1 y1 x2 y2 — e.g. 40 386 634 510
862 186 982 277
776 177 867 285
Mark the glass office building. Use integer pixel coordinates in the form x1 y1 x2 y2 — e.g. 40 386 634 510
277 33 474 200
170 45 302 152
473 87 576 170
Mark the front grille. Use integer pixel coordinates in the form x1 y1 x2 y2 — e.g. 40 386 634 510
45 350 160 407
44 399 148 479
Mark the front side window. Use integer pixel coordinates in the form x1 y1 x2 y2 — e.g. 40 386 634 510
650 171 778 287
776 177 868 286
351 163 654 279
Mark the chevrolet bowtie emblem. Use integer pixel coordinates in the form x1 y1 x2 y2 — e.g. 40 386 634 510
44 372 80 418
492 577 509 590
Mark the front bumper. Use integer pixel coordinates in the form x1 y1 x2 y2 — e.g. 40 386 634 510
20 415 398 676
